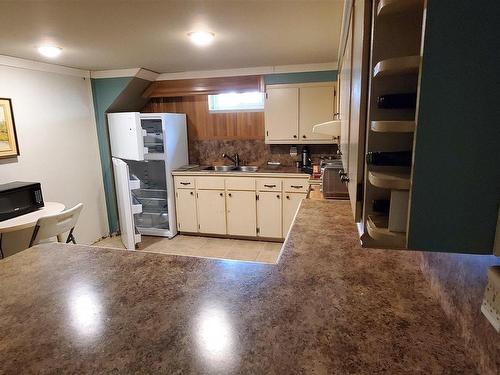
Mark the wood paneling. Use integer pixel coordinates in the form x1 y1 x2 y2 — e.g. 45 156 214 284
142 95 264 140
143 75 264 98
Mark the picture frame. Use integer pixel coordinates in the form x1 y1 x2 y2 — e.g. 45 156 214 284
0 98 19 158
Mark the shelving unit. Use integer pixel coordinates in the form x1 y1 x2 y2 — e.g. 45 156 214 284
370 121 415 133
361 0 426 249
368 171 411 190
366 215 406 248
373 56 421 77
377 0 424 17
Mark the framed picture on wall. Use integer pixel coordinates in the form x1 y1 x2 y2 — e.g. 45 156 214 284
0 98 19 158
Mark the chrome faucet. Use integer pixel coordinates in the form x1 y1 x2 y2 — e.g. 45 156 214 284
222 153 240 167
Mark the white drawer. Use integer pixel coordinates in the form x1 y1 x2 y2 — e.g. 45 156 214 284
226 177 256 191
283 179 309 193
175 176 195 189
196 177 225 190
256 178 282 192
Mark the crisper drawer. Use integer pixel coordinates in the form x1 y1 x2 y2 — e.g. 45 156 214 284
135 212 169 229
196 177 225 190
132 189 167 212
256 178 282 192
283 179 309 193
175 176 195 189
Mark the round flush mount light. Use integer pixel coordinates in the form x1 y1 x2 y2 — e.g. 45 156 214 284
37 45 62 58
188 31 215 47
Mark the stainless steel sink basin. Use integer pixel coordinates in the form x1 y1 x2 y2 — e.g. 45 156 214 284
202 165 259 172
236 166 259 172
203 165 237 172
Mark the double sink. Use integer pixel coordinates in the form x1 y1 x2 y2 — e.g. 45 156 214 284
203 165 259 172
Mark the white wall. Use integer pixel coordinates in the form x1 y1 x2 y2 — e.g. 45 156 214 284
0 64 108 252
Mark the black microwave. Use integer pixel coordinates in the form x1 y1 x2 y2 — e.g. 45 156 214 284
0 182 44 222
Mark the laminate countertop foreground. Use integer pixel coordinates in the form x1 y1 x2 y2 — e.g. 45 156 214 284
0 201 477 374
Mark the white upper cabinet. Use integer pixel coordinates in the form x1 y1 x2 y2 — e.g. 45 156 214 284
108 112 145 161
299 85 336 141
264 87 299 142
265 83 337 144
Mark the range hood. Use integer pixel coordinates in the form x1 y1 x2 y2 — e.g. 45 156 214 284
312 120 341 136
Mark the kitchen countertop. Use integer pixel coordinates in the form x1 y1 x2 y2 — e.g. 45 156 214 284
172 165 309 178
0 200 476 374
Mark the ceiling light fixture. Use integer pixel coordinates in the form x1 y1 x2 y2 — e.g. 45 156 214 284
37 45 62 58
188 31 215 47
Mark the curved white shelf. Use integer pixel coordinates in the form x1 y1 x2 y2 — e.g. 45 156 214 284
377 0 424 17
371 121 415 133
368 171 411 190
366 215 406 248
373 56 421 77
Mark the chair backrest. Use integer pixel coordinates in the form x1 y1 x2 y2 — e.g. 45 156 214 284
31 203 83 246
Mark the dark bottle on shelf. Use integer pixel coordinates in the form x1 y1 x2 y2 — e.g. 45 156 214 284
377 93 417 109
366 151 412 166
372 199 390 214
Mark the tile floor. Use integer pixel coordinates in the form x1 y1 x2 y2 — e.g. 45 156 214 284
92 235 283 264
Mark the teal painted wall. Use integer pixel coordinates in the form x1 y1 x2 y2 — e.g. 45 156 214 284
91 77 134 233
264 70 337 85
408 0 500 253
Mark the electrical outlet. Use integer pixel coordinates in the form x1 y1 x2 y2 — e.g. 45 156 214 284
481 266 500 332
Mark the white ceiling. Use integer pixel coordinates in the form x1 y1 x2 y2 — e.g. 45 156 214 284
0 0 344 73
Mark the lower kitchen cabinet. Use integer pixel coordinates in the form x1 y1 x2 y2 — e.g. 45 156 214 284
257 191 283 238
196 190 226 235
226 190 257 236
175 189 197 232
283 192 307 235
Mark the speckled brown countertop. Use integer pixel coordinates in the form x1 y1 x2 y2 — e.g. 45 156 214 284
0 200 477 374
172 165 308 178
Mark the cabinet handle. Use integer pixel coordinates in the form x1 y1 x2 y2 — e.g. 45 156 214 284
180 182 191 185
286 195 290 199
228 193 232 197
219 192 224 197
276 194 280 199
341 175 350 183
302 135 306 139
291 185 303 189
264 184 276 188
293 135 297 138
190 191 194 195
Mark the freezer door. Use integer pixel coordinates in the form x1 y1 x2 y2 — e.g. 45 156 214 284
112 158 141 249
108 112 145 161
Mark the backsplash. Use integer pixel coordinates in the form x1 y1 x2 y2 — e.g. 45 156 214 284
188 139 338 167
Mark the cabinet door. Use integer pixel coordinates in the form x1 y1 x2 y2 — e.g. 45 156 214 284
339 13 353 172
283 193 307 235
299 85 336 141
226 191 257 236
264 87 299 141
347 0 370 222
108 112 145 161
257 191 283 238
175 189 198 232
197 190 226 235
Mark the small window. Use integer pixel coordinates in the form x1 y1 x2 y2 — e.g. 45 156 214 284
208 91 264 112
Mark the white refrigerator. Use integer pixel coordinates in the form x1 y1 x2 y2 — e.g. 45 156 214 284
108 112 188 250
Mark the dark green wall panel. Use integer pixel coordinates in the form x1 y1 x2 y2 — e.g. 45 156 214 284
408 0 500 253
264 70 337 85
91 77 134 234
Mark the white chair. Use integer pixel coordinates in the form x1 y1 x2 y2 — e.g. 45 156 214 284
29 203 83 247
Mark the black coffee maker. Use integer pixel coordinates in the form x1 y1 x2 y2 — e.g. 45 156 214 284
301 146 312 174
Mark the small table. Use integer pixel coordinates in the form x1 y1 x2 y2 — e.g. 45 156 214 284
0 202 65 259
